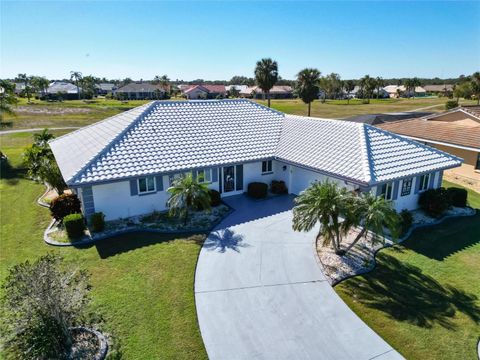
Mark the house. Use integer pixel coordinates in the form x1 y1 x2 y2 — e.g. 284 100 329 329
183 85 227 99
423 84 454 96
115 82 165 100
378 106 480 182
383 85 427 98
95 83 117 96
46 81 81 100
239 85 293 99
225 85 248 96
14 82 26 95
49 99 461 221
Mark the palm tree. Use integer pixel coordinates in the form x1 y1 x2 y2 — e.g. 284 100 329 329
254 58 278 107
375 76 384 99
70 71 83 100
343 80 355 104
17 73 32 103
167 173 211 225
34 128 54 147
359 75 375 103
292 181 351 254
296 68 321 116
342 192 399 254
470 72 480 105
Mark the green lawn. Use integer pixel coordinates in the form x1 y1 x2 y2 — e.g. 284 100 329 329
0 132 208 359
335 186 480 360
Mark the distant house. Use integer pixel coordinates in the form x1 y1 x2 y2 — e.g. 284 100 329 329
424 84 454 96
183 85 227 99
14 82 26 95
46 81 81 100
378 106 480 181
239 85 293 99
225 85 248 95
344 111 433 125
96 83 117 96
115 83 165 100
383 85 427 98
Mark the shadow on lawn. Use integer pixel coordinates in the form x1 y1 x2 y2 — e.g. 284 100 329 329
403 213 480 261
0 158 26 185
88 232 205 259
341 253 480 329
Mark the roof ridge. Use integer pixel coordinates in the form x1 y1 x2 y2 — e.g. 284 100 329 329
68 101 158 184
359 124 374 184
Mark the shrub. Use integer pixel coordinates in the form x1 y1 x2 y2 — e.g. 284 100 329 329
446 187 468 207
445 99 458 110
90 212 105 232
64 213 85 239
271 180 288 194
418 188 449 217
50 193 82 221
248 182 268 199
399 209 413 235
209 189 221 207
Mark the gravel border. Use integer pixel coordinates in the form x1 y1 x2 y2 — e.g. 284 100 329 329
69 327 108 360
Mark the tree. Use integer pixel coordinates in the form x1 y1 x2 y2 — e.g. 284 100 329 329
229 76 255 86
70 71 83 100
343 80 355 104
17 73 32 102
470 72 480 105
0 254 91 359
296 68 321 116
254 58 278 107
34 128 55 147
453 82 473 102
80 75 99 99
323 73 342 99
404 77 421 98
167 173 211 225
228 86 240 98
292 181 351 254
153 75 170 93
375 76 384 99
0 79 18 121
30 76 50 97
359 75 375 103
342 192 399 254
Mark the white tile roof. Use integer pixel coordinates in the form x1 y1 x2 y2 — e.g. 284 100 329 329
50 99 462 186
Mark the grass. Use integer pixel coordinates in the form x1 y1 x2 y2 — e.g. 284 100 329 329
442 179 480 209
335 184 480 360
0 131 208 359
256 97 477 119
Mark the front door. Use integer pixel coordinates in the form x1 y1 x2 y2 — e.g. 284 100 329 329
221 165 243 196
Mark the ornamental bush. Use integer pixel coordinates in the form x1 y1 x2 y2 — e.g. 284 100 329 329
418 188 449 217
50 194 82 221
271 180 288 194
398 209 413 235
446 187 468 207
64 213 85 239
445 99 458 110
248 182 268 199
90 212 105 232
209 189 221 207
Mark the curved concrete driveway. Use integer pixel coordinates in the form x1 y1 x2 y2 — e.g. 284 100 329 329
195 195 402 360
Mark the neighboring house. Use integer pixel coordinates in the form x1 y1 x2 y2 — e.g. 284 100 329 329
183 85 227 99
240 85 293 99
383 85 427 98
225 85 248 95
424 84 454 96
115 83 165 100
50 99 461 222
14 82 26 95
46 81 81 100
96 83 117 96
378 106 480 181
344 111 432 125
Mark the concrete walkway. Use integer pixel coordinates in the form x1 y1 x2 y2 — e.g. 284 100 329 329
195 195 403 360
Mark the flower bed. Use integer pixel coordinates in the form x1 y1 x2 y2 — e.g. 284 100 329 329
45 204 231 245
317 206 476 285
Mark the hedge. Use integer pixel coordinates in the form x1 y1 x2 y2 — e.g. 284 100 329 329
64 213 85 239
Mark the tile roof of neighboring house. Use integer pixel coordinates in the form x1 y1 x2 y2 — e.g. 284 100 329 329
183 85 226 94
240 85 293 95
47 81 80 94
116 83 164 93
377 107 480 150
344 112 432 125
50 99 462 187
383 85 426 93
423 84 454 92
96 83 116 91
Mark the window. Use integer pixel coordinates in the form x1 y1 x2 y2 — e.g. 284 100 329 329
401 178 412 196
476 153 480 170
381 182 393 201
195 168 212 183
418 174 430 192
169 173 185 186
138 176 156 194
262 160 273 174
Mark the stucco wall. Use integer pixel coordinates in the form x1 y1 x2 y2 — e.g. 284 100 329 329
432 143 479 180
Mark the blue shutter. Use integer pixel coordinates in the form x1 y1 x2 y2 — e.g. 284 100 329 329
428 173 435 189
218 168 222 193
130 179 138 196
82 186 95 221
375 185 383 197
211 167 218 182
437 171 444 188
236 165 243 191
155 176 164 191
414 176 422 194
392 181 400 200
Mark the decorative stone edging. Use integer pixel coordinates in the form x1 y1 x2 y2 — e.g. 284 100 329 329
37 183 51 208
69 326 108 360
326 207 477 287
43 205 234 247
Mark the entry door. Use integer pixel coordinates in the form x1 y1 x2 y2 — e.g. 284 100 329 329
223 166 235 193
221 165 244 195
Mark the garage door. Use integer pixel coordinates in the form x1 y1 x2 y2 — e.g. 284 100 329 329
290 166 325 195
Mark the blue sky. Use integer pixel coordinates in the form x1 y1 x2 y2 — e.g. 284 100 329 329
1 1 479 80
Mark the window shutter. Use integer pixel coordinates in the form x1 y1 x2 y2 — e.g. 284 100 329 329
392 181 400 200
192 170 197 180
211 167 218 182
130 179 138 196
414 176 422 194
437 172 443 188
155 176 164 191
375 185 382 197
428 173 435 189
218 168 222 193
236 165 243 191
